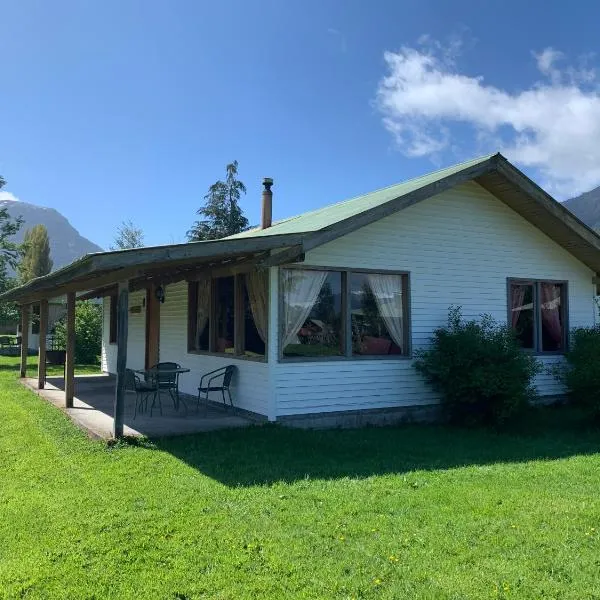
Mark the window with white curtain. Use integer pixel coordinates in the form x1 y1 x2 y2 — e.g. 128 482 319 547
187 270 268 359
280 268 410 359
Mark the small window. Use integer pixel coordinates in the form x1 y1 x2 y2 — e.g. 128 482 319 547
350 272 405 356
109 294 117 344
508 280 566 353
281 269 343 357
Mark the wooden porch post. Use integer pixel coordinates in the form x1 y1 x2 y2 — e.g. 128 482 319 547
65 292 76 407
19 304 29 378
113 281 129 438
37 299 48 389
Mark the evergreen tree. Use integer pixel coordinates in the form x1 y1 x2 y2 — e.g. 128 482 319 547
0 176 24 323
19 224 53 283
187 160 250 241
111 220 144 250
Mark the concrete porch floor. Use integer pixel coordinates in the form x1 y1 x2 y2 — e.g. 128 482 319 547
22 374 254 439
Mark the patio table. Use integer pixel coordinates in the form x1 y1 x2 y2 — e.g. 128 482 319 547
134 367 191 414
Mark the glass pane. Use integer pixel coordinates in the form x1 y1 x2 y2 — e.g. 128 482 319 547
195 280 210 351
243 273 266 356
510 283 534 349
351 273 404 355
540 283 564 352
282 270 342 357
215 277 235 353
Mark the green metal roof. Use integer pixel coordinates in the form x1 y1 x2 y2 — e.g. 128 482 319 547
226 154 497 239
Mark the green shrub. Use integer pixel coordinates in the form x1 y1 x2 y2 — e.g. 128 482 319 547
53 301 102 365
559 326 600 421
414 307 542 426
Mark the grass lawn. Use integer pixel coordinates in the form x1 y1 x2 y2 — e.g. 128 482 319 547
1 356 600 599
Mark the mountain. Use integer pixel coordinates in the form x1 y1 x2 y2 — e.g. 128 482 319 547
563 188 600 232
0 199 103 271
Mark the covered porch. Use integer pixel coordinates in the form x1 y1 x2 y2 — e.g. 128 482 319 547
21 373 252 438
4 223 303 437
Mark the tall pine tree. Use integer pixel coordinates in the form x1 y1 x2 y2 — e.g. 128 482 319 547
19 224 53 283
187 160 250 241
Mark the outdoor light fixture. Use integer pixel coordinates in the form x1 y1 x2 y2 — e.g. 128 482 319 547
155 285 165 304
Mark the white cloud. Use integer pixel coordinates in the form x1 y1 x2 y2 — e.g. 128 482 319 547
0 192 20 202
375 40 600 197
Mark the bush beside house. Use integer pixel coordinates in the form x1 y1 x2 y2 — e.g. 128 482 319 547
414 307 542 427
555 325 600 421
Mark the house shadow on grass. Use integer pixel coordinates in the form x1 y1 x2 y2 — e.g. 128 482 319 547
153 405 600 487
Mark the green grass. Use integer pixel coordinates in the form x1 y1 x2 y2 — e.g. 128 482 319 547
1 356 600 599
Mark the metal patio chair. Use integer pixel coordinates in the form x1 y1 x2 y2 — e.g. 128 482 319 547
125 368 158 419
196 365 236 414
151 362 186 413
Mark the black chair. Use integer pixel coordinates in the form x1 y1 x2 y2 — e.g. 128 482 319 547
197 365 236 414
151 362 185 413
125 369 159 418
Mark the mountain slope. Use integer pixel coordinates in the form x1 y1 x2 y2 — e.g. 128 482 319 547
0 200 103 270
563 187 600 232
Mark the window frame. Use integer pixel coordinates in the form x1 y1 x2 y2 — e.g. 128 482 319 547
109 294 118 345
278 265 412 362
506 278 569 355
187 273 268 363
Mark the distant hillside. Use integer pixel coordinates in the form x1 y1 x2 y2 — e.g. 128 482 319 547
0 199 103 271
564 187 600 232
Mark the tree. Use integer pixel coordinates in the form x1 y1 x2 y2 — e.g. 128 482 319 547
111 220 144 250
187 160 250 241
53 301 102 364
0 176 24 324
18 224 53 283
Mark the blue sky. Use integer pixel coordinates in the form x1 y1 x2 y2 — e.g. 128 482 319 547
2 0 600 249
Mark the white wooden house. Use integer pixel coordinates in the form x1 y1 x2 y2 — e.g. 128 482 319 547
5 153 600 434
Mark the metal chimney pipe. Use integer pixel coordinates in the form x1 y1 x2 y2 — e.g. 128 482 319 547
261 177 273 229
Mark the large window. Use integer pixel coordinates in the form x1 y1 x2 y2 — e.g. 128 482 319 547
187 271 267 359
508 280 567 353
281 268 409 359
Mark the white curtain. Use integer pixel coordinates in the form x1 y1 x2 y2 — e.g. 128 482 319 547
282 270 327 349
246 269 268 343
510 284 527 329
196 279 211 347
367 274 404 350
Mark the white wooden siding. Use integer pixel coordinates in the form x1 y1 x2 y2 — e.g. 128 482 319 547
272 181 596 416
158 281 270 416
101 291 146 373
126 291 146 372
